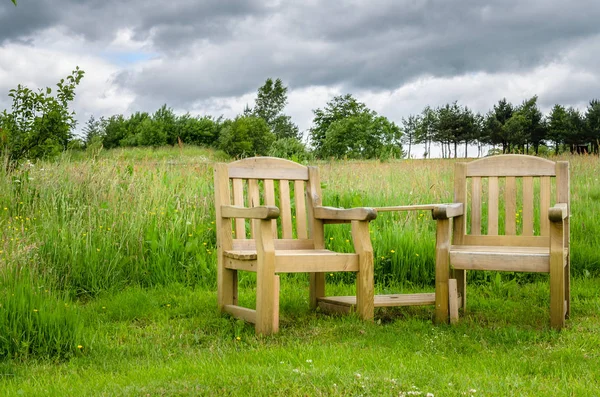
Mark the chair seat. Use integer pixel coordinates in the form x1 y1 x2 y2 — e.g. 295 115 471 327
224 249 359 273
450 245 555 273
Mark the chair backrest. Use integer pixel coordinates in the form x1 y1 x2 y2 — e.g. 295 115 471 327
453 155 569 247
214 157 323 251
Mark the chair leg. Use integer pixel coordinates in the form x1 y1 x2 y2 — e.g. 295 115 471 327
549 221 565 330
217 253 236 310
256 259 277 335
452 269 467 311
449 279 459 324
352 221 374 321
435 218 451 324
309 273 326 310
565 258 571 319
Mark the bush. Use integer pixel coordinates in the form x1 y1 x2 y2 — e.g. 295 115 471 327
268 138 312 162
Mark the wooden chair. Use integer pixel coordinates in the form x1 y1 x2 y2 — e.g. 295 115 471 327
432 155 570 329
214 157 377 335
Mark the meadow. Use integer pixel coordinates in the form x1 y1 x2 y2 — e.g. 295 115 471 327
0 146 599 396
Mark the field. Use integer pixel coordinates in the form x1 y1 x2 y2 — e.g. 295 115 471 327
0 147 599 396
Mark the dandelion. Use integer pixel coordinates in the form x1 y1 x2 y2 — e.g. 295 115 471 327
166 304 171 307
390 249 395 253
236 336 241 341
381 256 385 260
33 309 38 312
329 237 334 240
102 306 106 310
188 234 193 237
203 242 207 246
77 345 83 349
345 239 350 243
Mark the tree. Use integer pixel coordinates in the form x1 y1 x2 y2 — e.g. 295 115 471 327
83 115 106 147
247 78 300 140
0 67 84 164
401 114 420 158
218 116 275 158
319 112 402 159
518 96 545 154
309 94 369 157
547 105 569 153
585 100 600 154
485 98 514 153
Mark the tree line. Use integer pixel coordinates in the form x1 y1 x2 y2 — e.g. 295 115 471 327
401 97 600 158
2 67 600 165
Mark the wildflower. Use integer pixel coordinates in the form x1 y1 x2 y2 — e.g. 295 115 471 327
96 248 101 252
381 256 385 260
236 336 241 341
306 359 312 363
77 345 83 349
33 309 38 312
3 208 6 211
345 239 350 243
203 242 207 246
329 273 333 276
166 304 171 307
102 307 106 310
329 237 334 240
390 249 395 253
416 253 419 256
188 234 192 237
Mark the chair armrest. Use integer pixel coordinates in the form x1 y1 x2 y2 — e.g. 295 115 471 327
221 205 280 219
314 206 377 222
432 203 464 220
549 203 568 223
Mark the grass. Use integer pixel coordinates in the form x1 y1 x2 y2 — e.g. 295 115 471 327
0 146 599 395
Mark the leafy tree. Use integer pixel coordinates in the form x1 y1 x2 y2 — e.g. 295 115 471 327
0 67 84 164
309 94 369 157
101 115 127 149
416 106 436 158
320 112 402 159
564 107 586 153
152 104 177 146
247 78 300 140
218 116 275 158
401 114 420 158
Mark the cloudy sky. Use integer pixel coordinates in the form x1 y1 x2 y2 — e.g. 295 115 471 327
1 0 600 155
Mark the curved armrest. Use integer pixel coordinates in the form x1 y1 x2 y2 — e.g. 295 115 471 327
549 203 568 223
314 206 377 222
221 205 280 219
432 203 464 220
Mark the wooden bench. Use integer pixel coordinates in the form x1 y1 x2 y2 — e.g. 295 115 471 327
214 157 378 335
432 155 570 329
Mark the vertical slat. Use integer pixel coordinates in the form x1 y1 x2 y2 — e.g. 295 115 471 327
279 180 293 239
522 176 534 236
471 177 482 235
488 177 499 235
306 167 325 308
556 161 570 318
247 179 260 238
505 176 516 235
453 163 467 244
232 178 246 239
263 179 278 237
294 180 308 239
214 164 235 310
540 176 550 236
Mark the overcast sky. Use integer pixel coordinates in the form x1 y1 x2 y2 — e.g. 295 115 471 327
1 0 600 156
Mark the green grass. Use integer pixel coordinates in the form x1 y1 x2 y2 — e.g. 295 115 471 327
0 146 599 395
0 279 598 396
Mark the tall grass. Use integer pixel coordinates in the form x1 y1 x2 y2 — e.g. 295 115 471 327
1 148 599 299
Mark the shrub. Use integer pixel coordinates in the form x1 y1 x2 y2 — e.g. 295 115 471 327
218 116 275 158
268 138 312 162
